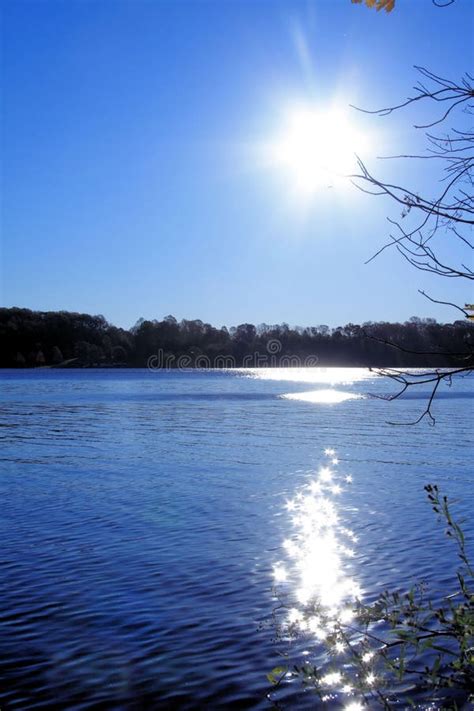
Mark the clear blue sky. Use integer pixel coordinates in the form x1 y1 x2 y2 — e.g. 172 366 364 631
2 0 473 329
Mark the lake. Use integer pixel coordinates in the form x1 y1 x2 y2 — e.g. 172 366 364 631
0 368 472 709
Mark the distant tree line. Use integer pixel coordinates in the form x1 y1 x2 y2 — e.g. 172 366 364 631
0 307 472 368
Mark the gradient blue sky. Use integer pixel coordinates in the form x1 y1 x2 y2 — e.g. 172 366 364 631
2 0 473 329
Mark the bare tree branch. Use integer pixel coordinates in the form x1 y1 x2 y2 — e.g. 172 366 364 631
350 65 474 423
368 367 472 425
349 67 474 289
418 290 470 317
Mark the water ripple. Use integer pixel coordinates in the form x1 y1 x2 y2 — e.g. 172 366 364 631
0 369 472 708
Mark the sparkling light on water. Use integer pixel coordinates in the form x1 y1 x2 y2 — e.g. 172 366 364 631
344 703 364 711
275 451 362 618
273 449 369 707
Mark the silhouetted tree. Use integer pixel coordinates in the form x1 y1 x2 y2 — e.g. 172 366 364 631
0 307 472 370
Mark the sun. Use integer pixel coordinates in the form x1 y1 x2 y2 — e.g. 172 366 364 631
271 104 368 195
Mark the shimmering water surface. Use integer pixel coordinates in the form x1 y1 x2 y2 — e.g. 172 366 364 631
0 368 472 709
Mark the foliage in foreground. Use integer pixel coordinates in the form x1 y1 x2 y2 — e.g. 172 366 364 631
269 486 473 709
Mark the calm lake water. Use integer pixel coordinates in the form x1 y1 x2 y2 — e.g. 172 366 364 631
0 368 472 709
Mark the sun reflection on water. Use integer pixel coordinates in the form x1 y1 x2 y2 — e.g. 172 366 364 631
241 367 372 385
281 389 363 404
274 452 361 614
272 450 367 707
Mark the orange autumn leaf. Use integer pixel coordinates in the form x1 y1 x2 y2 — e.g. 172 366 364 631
351 0 395 11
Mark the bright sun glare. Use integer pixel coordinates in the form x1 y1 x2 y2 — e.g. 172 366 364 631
271 105 368 195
